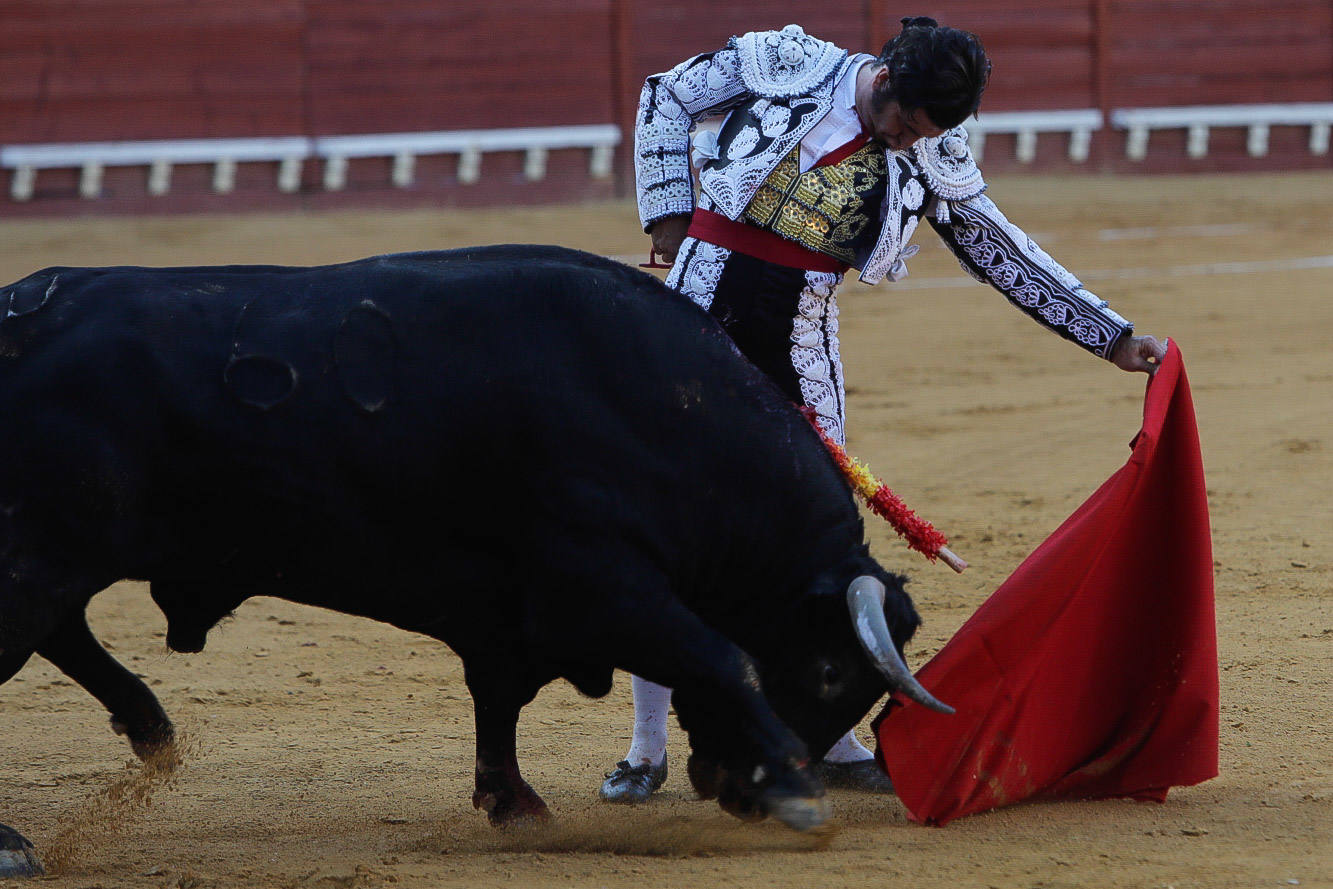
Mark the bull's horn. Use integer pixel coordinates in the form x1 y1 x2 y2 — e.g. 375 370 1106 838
846 576 954 715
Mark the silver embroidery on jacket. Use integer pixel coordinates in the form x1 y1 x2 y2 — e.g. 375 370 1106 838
635 49 748 228
913 126 986 202
790 271 847 445
937 195 1132 357
667 236 732 312
635 30 855 229
734 25 847 98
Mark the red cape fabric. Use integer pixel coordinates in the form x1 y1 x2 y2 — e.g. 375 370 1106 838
874 342 1218 825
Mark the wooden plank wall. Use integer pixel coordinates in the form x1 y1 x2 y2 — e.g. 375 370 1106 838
0 0 306 142
1105 0 1333 107
1097 0 1333 173
1 0 1330 214
907 2 1099 111
304 0 617 134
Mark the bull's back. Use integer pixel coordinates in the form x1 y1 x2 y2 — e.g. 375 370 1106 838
0 247 829 588
0 245 740 443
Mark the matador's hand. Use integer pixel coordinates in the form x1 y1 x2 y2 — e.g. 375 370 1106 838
650 215 692 263
1111 334 1168 375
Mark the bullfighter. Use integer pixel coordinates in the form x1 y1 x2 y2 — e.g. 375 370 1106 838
601 16 1168 802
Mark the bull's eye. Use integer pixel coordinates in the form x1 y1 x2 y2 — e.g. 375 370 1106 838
821 663 841 688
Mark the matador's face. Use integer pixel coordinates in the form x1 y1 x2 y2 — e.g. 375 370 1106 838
858 65 946 152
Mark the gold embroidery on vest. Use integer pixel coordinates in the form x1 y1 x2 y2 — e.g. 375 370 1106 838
742 143 888 264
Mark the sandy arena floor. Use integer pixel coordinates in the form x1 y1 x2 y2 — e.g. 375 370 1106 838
1 171 1330 888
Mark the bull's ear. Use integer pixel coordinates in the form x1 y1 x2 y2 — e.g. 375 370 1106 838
771 572 841 637
803 571 842 600
878 573 922 646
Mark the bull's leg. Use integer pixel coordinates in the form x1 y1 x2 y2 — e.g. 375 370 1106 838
539 590 827 830
1 643 45 877
0 560 91 879
37 608 173 759
463 663 549 827
0 647 35 686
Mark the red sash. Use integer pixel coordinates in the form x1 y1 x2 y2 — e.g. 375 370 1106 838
686 209 848 273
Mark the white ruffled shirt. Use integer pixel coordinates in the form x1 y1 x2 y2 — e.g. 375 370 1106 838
797 54 874 172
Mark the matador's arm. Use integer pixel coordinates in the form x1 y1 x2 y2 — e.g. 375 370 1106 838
635 46 750 231
928 194 1133 360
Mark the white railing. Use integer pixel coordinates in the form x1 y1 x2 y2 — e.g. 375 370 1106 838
311 124 620 190
5 105 1329 202
1110 103 1333 160
963 109 1104 164
1 125 622 200
0 137 312 200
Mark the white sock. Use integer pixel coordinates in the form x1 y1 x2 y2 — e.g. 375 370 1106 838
624 680 871 766
822 729 874 763
624 675 671 767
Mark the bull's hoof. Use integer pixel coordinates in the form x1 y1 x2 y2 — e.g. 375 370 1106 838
762 792 832 832
473 775 551 828
0 823 44 878
685 753 723 800
490 806 551 829
110 714 175 761
477 794 552 828
717 789 767 822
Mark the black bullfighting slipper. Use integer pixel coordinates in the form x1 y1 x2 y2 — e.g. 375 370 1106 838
816 758 896 794
599 758 668 804
0 824 44 878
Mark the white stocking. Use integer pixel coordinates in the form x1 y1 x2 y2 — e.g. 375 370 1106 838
823 729 874 763
624 675 671 767
624 678 871 766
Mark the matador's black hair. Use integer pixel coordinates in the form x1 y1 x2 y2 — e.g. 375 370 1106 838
873 16 991 130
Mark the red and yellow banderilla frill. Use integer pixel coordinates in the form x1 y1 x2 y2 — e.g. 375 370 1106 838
801 408 967 573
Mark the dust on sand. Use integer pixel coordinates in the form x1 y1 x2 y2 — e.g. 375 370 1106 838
41 731 199 873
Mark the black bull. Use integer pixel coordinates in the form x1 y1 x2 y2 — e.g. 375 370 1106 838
0 245 947 862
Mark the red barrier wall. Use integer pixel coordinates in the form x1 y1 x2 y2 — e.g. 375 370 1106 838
304 0 618 134
0 1 306 142
1 0 1330 214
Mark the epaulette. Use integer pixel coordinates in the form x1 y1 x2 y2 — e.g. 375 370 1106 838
732 25 847 99
913 126 986 202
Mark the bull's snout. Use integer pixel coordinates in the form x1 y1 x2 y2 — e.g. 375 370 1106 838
762 791 832 832
165 626 208 654
688 752 830 832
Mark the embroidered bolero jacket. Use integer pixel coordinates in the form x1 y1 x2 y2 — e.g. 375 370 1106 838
634 25 1133 359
